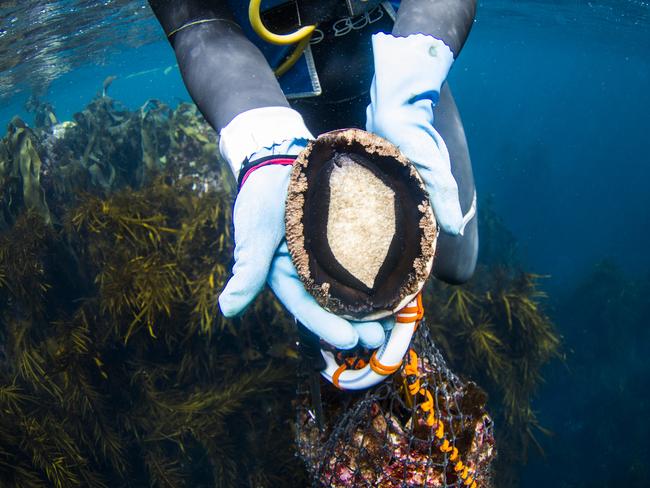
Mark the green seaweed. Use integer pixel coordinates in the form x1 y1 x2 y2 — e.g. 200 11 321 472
0 89 560 487
423 215 562 487
0 92 307 487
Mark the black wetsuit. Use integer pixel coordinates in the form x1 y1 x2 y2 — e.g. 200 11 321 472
148 0 478 284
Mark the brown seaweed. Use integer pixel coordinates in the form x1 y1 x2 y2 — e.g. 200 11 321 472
0 90 560 487
0 93 307 487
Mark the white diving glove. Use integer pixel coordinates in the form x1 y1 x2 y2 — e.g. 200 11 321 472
217 107 386 350
366 33 465 235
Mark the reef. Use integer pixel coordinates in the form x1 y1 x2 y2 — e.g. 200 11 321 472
0 88 560 487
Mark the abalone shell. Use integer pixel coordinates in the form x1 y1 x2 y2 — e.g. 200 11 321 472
285 128 437 320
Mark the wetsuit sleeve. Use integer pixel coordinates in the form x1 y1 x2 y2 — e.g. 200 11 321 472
392 0 477 56
147 0 289 131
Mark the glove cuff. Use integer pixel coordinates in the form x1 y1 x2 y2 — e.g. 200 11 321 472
370 33 454 106
237 155 295 189
219 106 313 178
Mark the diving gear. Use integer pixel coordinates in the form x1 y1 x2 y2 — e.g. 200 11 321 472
320 294 422 390
149 0 479 289
392 0 477 56
228 0 323 97
429 84 479 284
255 0 385 29
149 0 290 131
217 110 387 350
267 241 387 349
217 106 313 319
218 161 387 350
297 324 325 429
248 0 317 76
248 0 316 45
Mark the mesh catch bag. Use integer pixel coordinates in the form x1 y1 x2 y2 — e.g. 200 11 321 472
296 324 496 488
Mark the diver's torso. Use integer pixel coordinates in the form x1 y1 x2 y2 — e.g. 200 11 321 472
307 2 395 102
226 1 399 101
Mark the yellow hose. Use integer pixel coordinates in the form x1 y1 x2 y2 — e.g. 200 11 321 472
248 0 316 45
274 35 312 77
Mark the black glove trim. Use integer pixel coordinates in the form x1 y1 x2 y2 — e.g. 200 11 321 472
237 154 297 190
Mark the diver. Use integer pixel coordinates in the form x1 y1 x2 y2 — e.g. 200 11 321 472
148 0 478 352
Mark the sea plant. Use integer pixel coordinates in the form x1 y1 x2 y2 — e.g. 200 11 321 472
421 206 562 487
0 90 560 487
0 93 307 487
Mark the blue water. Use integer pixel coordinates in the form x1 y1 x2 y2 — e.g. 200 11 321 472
1 0 649 486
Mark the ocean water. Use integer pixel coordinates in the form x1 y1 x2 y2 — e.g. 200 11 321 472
0 0 649 486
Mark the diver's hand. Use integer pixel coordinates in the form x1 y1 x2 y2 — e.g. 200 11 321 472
268 242 387 350
217 163 386 350
217 107 386 349
218 164 289 317
366 33 465 236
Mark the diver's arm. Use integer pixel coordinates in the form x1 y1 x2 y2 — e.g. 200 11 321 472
147 0 288 131
392 0 476 56
391 0 478 283
367 0 478 282
388 1 478 283
148 3 375 350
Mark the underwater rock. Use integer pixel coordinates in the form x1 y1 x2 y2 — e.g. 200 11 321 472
286 128 437 320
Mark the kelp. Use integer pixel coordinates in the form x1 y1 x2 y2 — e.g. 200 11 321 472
0 92 307 487
25 96 58 130
0 90 560 487
0 118 51 228
421 207 562 487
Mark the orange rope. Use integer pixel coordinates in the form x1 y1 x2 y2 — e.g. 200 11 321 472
368 351 402 375
332 363 347 389
332 294 425 388
403 348 478 488
396 293 424 323
332 355 368 389
404 349 421 395
369 294 426 375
